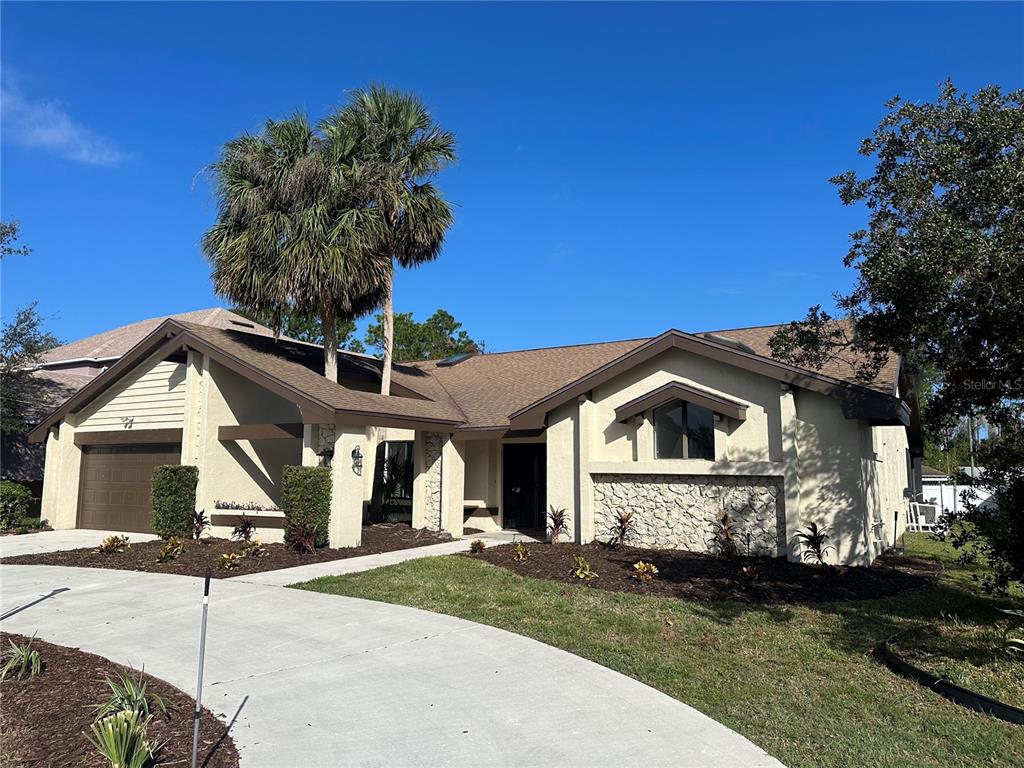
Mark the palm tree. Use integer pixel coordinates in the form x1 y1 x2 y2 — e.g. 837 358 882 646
324 86 456 395
203 115 387 381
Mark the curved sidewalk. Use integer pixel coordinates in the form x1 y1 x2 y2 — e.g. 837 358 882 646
0 564 783 768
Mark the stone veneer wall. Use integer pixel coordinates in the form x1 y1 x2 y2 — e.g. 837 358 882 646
421 432 444 530
592 474 784 556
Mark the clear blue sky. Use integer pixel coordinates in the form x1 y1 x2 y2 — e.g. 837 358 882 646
2 2 1021 352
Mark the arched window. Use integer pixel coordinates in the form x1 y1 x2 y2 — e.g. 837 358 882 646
653 399 715 460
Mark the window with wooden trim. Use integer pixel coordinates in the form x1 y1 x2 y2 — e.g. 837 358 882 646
653 400 715 460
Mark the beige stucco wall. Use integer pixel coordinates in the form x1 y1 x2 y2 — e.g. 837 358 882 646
791 389 871 566
198 360 302 542
77 356 186 432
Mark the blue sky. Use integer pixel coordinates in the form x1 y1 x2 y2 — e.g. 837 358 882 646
2 2 1021 353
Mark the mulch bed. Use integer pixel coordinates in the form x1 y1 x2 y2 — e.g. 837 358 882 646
0 632 239 768
468 542 939 604
1 524 451 579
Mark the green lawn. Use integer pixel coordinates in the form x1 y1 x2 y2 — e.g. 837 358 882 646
293 535 1024 768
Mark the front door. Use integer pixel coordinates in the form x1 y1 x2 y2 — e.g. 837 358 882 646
502 443 546 531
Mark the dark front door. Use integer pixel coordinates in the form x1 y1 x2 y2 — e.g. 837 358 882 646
502 443 546 531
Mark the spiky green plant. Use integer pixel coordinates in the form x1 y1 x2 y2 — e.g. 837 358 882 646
796 522 835 567
84 709 157 768
0 635 42 681
93 668 170 720
548 506 569 544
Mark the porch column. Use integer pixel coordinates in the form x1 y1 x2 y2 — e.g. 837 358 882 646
302 425 319 466
780 385 803 561
412 431 444 531
546 402 578 542
577 394 596 543
46 415 82 530
329 425 367 548
440 437 465 537
183 351 211 511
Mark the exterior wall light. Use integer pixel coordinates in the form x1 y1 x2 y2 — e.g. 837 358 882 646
351 445 363 475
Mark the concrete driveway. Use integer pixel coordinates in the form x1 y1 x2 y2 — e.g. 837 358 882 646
0 529 158 557
0 564 783 768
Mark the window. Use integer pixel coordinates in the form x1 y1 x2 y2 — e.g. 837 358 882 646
383 441 414 500
653 400 715 460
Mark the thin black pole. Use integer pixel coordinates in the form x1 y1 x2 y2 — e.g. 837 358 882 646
191 568 211 768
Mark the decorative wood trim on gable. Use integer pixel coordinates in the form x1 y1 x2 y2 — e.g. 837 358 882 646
615 381 748 423
74 428 184 447
218 423 304 441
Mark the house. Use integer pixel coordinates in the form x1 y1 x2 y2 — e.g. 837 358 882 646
28 315 922 566
2 308 280 508
907 464 995 531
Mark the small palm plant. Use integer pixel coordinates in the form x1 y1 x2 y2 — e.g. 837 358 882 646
796 522 835 568
1 635 43 681
85 709 157 768
607 509 637 549
707 512 740 558
548 506 569 544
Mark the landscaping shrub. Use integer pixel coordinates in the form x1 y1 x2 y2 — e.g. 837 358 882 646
150 465 198 539
216 552 242 570
0 480 32 531
570 555 597 580
632 560 658 584
469 539 486 553
240 539 268 559
155 537 184 563
548 506 568 544
93 668 169 720
707 512 741 558
190 509 210 540
85 709 156 768
607 509 637 549
511 542 529 562
796 522 834 568
231 513 256 542
96 535 131 554
281 465 331 549
1 635 43 681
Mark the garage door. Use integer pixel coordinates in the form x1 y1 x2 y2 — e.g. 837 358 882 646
78 444 181 533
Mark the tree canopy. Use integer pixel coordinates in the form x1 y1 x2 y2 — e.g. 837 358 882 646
1 303 61 434
365 309 483 362
770 82 1024 592
1 220 32 259
231 305 365 353
202 114 388 381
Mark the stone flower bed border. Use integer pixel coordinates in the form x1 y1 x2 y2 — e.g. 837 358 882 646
880 637 1024 725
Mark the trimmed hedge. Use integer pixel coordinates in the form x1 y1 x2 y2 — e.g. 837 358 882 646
281 465 331 549
0 480 32 531
151 465 199 539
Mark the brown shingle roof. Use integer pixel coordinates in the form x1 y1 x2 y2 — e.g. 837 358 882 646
39 308 280 364
408 323 898 429
176 322 465 424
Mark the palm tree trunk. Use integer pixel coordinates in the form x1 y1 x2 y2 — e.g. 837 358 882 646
380 264 394 396
322 303 338 382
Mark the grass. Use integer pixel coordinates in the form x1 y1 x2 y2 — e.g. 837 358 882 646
293 534 1024 768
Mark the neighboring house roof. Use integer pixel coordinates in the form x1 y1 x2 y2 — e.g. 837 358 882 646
38 307 279 366
921 465 947 478
29 314 907 442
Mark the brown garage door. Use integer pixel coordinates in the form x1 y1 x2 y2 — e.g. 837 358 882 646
78 444 181 533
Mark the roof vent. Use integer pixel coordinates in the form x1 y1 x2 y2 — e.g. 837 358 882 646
700 332 756 355
437 351 474 367
230 319 256 328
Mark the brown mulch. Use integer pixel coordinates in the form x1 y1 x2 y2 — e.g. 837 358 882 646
467 542 939 604
1 524 451 579
0 632 239 768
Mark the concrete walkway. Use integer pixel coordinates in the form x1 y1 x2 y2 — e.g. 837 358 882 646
0 564 782 768
0 529 158 557
230 530 541 587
